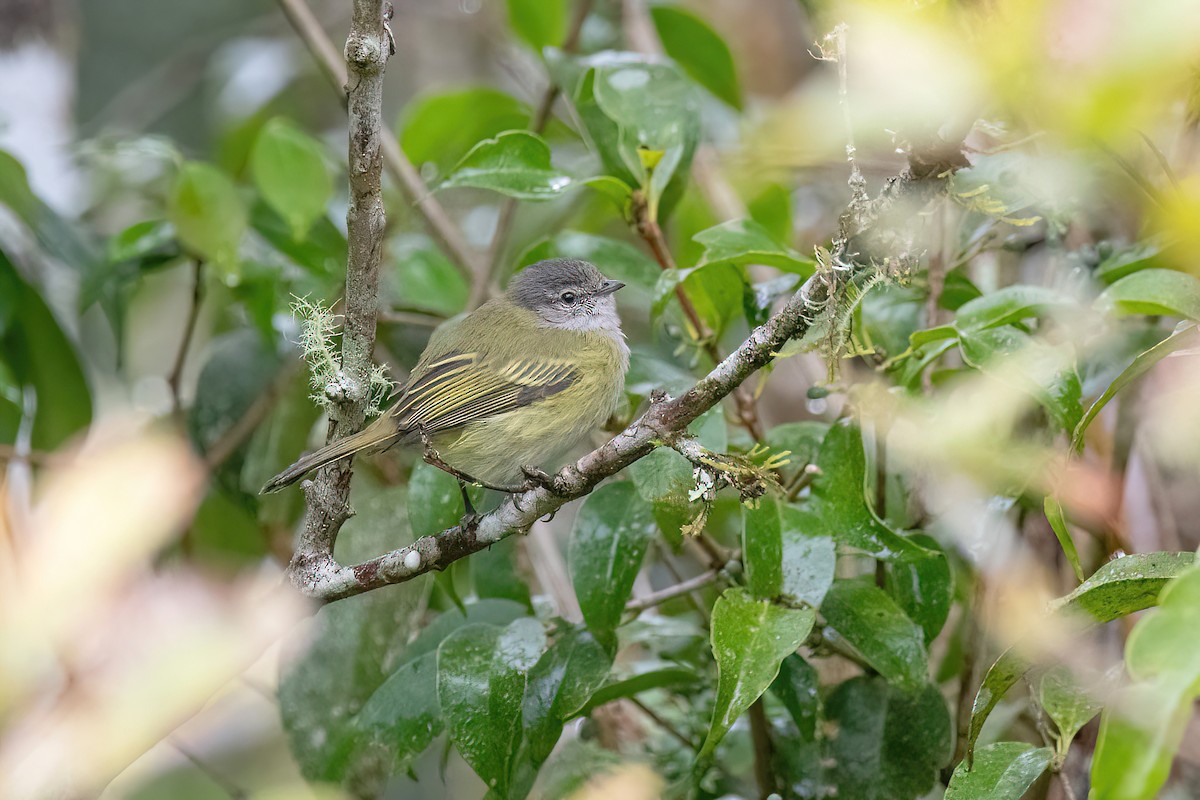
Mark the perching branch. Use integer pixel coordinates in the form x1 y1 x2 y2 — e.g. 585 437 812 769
287 0 390 588
275 0 486 285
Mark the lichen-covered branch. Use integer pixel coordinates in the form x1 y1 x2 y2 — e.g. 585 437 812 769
287 0 389 589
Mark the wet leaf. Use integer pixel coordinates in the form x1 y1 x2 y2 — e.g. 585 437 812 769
439 131 572 200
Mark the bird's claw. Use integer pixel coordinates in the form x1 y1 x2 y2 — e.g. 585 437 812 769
520 465 565 495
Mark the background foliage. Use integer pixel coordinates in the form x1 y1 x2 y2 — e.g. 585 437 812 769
2 0 1200 798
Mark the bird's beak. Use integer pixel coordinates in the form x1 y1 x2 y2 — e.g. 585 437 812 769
595 279 625 297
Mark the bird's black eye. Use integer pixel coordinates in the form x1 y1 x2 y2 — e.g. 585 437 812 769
560 291 577 304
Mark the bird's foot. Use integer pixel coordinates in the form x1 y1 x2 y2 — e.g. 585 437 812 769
520 465 566 496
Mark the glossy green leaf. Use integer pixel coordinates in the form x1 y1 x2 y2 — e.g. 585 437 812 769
743 497 783 599
352 652 442 776
1044 496 1085 582
522 627 613 764
388 235 469 316
1098 268 1200 320
692 218 813 274
506 0 568 52
249 118 332 239
771 654 819 738
579 666 701 714
568 482 656 645
789 422 934 562
649 5 741 108
700 588 815 760
885 533 953 644
168 161 246 276
946 742 1052 799
1038 666 1102 750
437 618 547 799
473 537 533 609
1073 324 1199 453
967 551 1196 759
779 507 836 608
581 175 635 213
518 230 660 290
408 461 479 537
400 87 532 174
824 677 952 800
955 285 1072 332
821 580 929 692
439 131 571 200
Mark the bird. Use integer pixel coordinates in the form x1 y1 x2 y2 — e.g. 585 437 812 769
261 258 629 507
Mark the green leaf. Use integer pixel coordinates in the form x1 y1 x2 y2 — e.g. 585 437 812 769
0 252 92 449
473 537 533 609
568 482 656 645
885 533 953 644
581 175 635 214
105 219 178 265
437 618 547 798
824 677 952 800
248 200 345 279
692 218 814 274
579 666 701 715
522 627 613 764
408 461 478 536
1094 239 1167 283
400 87 533 174
743 498 783 599
439 131 571 200
1038 666 1102 750
945 742 1052 800
0 149 99 270
770 654 820 738
1091 565 1200 800
1098 268 1200 320
168 161 246 276
518 231 660 290
779 509 836 608
954 285 1073 332
249 118 333 240
506 0 568 52
789 422 934 562
1072 324 1198 453
967 552 1196 759
821 580 929 692
649 5 742 108
352 652 442 777
1043 496 1085 582
766 421 829 468
700 588 815 760
388 235 469 316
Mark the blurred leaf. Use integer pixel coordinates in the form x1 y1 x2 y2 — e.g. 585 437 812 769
821 579 929 692
388 235 468 316
955 285 1073 332
250 118 333 240
439 131 571 200
1092 565 1200 800
168 161 246 277
742 497 783 599
649 5 741 108
967 552 1196 759
536 740 624 800
506 0 568 52
0 251 92 449
581 175 634 214
699 588 815 760
249 200 346 281
789 422 934 562
692 218 814 274
522 626 613 764
548 50 699 219
771 654 820 738
400 87 532 174
1094 239 1168 283
437 618 547 799
746 183 793 245
1038 666 1102 750
1072 324 1198 453
569 481 656 647
744 273 802 328
518 230 660 290
629 405 725 507
189 487 266 566
941 267 984 310
105 219 178 265
945 742 1052 800
824 677 952 800
1098 268 1200 320
579 666 701 714
862 285 922 360
0 149 99 270
885 533 953 644
473 537 533 610
1043 496 1085 582
766 421 829 467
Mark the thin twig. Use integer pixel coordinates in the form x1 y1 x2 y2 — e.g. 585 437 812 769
748 699 777 799
629 697 698 751
167 260 204 416
275 0 486 284
479 0 595 308
625 568 721 613
203 361 302 471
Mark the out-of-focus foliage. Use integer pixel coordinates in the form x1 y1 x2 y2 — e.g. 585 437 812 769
3 0 1200 798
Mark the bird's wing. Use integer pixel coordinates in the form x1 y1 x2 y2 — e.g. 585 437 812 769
392 351 580 433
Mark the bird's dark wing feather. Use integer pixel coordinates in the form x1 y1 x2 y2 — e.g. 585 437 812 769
392 351 579 432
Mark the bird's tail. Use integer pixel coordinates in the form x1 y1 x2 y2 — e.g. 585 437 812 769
260 418 399 494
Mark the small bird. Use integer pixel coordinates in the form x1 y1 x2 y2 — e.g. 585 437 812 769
262 259 629 500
